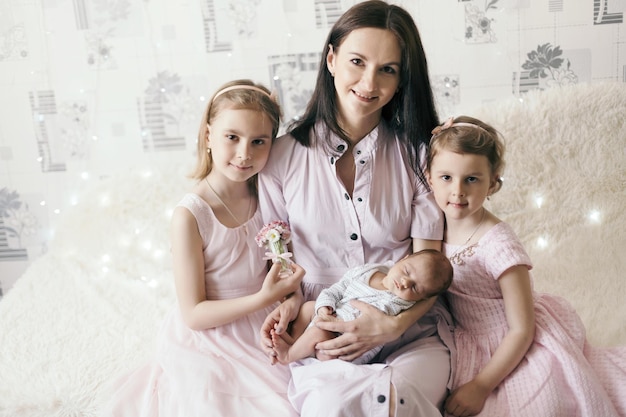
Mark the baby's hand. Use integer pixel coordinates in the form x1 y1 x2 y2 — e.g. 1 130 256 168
314 306 336 322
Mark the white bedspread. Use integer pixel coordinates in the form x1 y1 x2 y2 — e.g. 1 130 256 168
1 82 624 417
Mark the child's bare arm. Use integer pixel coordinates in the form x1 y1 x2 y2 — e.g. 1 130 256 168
172 207 304 330
445 265 535 416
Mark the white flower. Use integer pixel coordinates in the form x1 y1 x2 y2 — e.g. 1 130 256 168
265 229 281 243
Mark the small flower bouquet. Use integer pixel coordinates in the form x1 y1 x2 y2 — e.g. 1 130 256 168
255 220 293 275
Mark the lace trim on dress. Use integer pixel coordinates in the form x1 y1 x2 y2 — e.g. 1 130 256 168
449 242 478 266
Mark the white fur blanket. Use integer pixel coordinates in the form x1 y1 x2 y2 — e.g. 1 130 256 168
0 82 624 416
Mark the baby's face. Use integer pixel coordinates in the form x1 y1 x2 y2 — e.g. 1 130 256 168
382 256 439 302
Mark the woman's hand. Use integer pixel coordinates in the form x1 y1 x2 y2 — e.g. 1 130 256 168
444 380 490 417
313 300 400 361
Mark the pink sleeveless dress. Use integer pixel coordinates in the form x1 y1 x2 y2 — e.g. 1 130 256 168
105 193 296 417
443 222 626 417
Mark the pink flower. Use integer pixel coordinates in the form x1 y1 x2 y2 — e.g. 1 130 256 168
256 220 293 275
255 220 291 247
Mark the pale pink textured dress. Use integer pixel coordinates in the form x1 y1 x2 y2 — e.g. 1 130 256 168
443 222 626 417
106 193 296 417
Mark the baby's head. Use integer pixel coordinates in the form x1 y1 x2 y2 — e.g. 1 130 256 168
384 249 453 302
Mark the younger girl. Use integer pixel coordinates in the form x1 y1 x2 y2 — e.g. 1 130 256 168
427 116 626 417
106 80 304 417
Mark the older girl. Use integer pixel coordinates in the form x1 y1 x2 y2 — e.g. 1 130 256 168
106 80 304 416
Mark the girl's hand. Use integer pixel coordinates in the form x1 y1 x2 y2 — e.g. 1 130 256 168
260 262 304 304
313 300 399 361
445 265 534 416
444 380 490 416
259 283 304 364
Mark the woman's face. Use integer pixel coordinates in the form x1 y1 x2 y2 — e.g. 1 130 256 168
326 27 401 132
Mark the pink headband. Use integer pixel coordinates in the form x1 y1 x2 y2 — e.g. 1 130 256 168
430 117 487 138
212 85 272 102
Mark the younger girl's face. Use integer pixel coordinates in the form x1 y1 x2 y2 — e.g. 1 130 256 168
207 107 273 183
428 149 496 222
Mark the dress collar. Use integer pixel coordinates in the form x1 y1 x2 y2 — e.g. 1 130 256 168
317 120 386 163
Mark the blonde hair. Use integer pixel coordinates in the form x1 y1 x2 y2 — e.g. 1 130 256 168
190 80 282 191
427 115 505 195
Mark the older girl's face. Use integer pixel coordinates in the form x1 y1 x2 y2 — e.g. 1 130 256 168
206 108 273 184
326 27 401 132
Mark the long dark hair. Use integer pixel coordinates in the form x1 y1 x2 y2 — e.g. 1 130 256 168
289 0 439 185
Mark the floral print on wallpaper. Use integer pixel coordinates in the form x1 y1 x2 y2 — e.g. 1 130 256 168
139 71 197 152
0 0 624 292
464 0 499 44
0 188 36 263
522 43 578 88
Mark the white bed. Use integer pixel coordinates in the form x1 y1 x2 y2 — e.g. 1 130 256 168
1 82 624 417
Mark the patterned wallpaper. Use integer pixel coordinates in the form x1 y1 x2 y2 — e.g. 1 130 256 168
0 0 624 295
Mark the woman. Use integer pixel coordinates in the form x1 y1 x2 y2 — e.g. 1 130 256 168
259 2 453 416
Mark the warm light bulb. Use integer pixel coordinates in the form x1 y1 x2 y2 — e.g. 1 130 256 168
537 236 548 249
534 196 543 208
